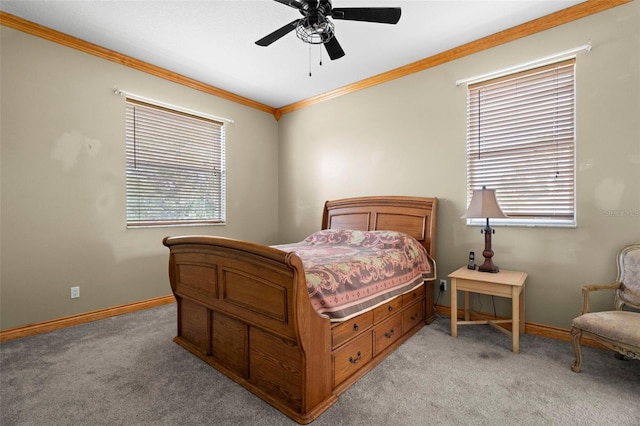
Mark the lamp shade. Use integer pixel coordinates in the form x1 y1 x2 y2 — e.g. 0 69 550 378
463 187 507 219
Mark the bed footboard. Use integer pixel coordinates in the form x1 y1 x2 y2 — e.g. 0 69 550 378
163 236 336 424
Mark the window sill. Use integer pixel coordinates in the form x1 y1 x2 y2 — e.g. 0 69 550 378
466 218 576 228
127 222 226 229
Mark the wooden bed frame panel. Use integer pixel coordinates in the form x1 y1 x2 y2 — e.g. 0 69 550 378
163 196 438 424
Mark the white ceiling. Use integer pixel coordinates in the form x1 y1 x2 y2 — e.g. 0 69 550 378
1 0 586 108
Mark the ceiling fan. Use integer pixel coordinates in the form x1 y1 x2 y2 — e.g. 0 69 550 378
255 0 401 60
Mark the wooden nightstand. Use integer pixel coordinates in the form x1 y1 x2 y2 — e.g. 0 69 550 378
448 266 527 353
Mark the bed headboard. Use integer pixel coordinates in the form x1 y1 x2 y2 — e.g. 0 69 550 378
321 196 438 259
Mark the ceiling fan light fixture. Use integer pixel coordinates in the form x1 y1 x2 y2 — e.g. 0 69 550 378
256 1 401 61
295 16 335 44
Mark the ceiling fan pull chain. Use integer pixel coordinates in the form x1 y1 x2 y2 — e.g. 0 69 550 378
309 44 312 77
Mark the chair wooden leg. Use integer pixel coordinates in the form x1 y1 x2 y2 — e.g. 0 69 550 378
570 327 583 372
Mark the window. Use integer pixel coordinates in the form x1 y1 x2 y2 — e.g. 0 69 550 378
125 98 226 228
466 58 576 226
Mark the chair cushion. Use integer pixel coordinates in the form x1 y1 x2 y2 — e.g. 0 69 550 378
572 311 640 347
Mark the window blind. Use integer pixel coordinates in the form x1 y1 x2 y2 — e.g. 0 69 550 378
125 98 226 227
466 58 576 224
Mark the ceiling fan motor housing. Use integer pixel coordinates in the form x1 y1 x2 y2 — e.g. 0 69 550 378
296 10 335 44
256 0 401 60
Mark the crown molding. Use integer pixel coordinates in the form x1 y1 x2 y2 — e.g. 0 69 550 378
0 11 277 116
273 0 632 118
1 0 632 120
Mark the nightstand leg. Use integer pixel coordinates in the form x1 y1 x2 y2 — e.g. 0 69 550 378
451 278 457 337
464 291 470 321
520 286 525 333
512 286 520 353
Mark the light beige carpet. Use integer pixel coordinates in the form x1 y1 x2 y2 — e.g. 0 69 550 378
1 304 639 425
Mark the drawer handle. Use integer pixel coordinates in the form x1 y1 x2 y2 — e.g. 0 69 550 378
353 323 359 332
412 291 417 298
410 313 418 321
387 305 393 312
349 351 362 364
384 328 395 339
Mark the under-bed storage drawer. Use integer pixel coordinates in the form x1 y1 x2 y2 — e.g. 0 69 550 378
402 285 425 305
402 299 424 332
331 310 373 349
333 331 373 386
373 297 402 323
373 312 403 356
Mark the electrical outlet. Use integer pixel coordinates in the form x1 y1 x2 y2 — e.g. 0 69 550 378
439 279 447 292
70 286 80 299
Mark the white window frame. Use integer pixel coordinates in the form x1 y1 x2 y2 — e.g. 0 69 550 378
125 98 226 228
465 58 577 228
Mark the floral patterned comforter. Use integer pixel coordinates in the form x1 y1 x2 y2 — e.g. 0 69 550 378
274 229 435 322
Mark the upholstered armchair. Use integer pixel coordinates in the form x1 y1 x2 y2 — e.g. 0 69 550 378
570 244 640 372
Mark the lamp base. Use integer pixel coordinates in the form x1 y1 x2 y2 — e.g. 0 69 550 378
478 258 499 273
479 222 499 273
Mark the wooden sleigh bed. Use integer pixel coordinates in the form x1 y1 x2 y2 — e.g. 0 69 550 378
162 196 438 424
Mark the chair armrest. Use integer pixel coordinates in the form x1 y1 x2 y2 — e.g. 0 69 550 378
580 282 622 314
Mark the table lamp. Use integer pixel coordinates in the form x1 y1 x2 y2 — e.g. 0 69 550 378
463 186 507 273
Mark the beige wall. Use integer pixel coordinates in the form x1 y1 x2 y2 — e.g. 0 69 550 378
0 27 280 329
277 2 640 328
1 2 638 332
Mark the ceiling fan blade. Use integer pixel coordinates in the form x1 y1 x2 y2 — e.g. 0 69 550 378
255 20 299 46
273 0 306 11
331 7 401 24
323 35 345 60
